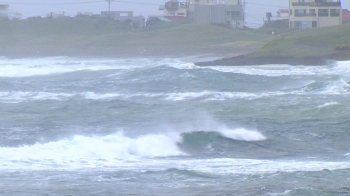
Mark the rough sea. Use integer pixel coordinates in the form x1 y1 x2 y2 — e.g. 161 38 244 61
0 57 349 196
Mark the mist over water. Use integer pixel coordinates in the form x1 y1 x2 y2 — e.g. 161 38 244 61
0 57 350 195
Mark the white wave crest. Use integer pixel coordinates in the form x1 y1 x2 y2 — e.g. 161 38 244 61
319 79 350 94
0 91 272 103
0 58 156 77
0 91 74 102
217 128 266 141
0 132 185 169
317 102 340 109
205 61 350 77
0 63 116 77
0 87 348 103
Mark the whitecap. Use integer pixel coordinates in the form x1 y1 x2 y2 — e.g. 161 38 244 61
205 61 350 77
0 132 186 170
0 58 157 77
217 128 266 141
317 102 340 109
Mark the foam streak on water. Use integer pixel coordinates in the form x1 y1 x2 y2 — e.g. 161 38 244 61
1 57 350 195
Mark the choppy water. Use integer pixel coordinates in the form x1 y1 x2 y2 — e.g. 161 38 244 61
0 57 350 195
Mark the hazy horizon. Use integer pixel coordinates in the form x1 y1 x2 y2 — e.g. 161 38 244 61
6 0 350 28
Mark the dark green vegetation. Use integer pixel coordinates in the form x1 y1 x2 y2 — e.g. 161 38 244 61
0 16 349 60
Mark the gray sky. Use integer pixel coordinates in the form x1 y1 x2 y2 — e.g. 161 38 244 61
6 0 350 28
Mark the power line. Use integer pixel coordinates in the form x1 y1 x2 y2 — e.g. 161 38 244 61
113 1 159 6
245 12 263 22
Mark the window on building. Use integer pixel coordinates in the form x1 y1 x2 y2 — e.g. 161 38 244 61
312 21 317 28
294 21 313 29
295 9 306 14
290 9 293 15
294 21 302 29
330 9 341 17
318 9 329 17
295 9 307 17
231 11 240 18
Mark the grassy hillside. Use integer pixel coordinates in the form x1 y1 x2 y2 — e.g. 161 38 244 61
1 16 348 59
251 25 350 58
0 17 271 56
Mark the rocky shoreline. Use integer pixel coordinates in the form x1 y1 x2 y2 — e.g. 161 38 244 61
195 52 350 66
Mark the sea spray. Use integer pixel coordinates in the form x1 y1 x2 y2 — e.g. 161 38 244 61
217 128 266 141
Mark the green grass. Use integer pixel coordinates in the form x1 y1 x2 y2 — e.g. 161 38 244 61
0 17 271 53
0 17 349 58
251 25 350 57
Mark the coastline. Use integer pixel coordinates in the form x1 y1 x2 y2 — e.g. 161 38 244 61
1 47 349 66
0 47 253 61
0 19 349 66
195 52 350 66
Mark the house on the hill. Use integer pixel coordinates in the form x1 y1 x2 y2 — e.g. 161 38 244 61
0 4 9 19
289 0 342 29
264 9 290 28
159 0 245 28
0 4 21 20
101 11 145 28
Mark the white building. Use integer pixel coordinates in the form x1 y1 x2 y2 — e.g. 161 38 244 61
0 4 21 20
289 0 342 29
101 11 145 28
159 0 245 28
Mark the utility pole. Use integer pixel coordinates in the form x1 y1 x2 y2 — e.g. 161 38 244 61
243 0 246 26
106 0 114 17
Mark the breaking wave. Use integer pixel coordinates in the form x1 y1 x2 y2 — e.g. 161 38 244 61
317 102 340 109
293 79 350 95
0 57 163 77
203 61 350 77
1 81 349 103
0 132 184 167
216 128 266 141
1 57 350 78
0 57 226 78
0 91 279 103
0 127 265 169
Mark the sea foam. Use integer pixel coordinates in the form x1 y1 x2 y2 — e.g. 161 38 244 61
0 58 155 77
317 102 340 109
204 61 350 77
0 132 185 169
0 125 267 170
217 128 266 141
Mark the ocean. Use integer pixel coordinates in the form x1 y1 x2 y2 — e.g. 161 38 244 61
0 57 349 195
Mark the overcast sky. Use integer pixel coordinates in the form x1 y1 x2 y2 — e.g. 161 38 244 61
6 0 350 28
